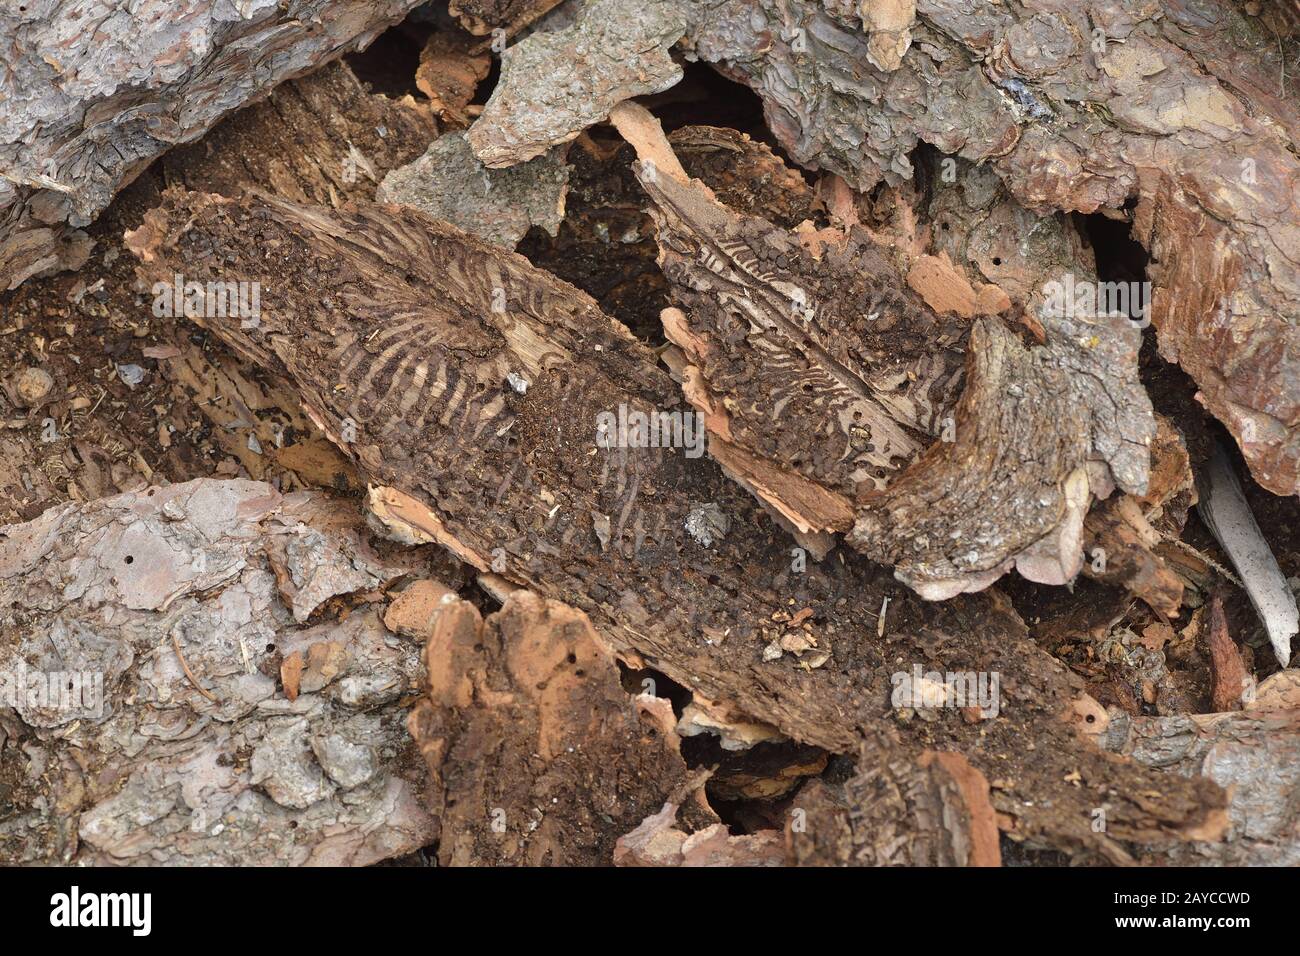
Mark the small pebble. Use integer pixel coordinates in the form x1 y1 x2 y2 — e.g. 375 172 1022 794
117 363 146 387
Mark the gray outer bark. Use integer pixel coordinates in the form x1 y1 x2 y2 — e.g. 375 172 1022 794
0 0 425 290
1099 708 1300 865
0 478 446 865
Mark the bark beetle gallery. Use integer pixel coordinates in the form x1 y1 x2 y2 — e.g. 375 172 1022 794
0 0 1298 868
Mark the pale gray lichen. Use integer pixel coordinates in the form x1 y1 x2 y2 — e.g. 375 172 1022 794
377 132 571 248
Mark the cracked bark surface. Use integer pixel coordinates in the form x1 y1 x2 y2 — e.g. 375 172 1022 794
125 189 1229 861
0 0 426 291
0 478 467 865
470 0 1300 499
787 734 1001 866
695 0 1300 498
621 111 1153 598
377 133 572 249
1099 707 1300 865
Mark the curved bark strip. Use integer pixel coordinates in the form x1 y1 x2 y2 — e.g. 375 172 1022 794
470 0 1300 497
124 189 1228 861
0 0 425 290
687 0 1300 496
621 119 1152 599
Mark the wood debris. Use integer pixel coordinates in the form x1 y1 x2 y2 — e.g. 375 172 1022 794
1 0 1297 872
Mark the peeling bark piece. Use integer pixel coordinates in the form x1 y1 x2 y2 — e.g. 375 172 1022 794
0 479 442 865
263 502 414 622
0 0 426 290
681 0 1300 498
1099 708 1300 865
409 590 693 865
1205 594 1249 713
1081 498 1184 618
127 190 1227 860
787 734 1000 866
614 801 784 866
677 695 785 751
161 60 437 209
1081 417 1192 616
416 29 492 126
853 0 917 72
848 313 1152 598
1198 443 1298 666
467 0 689 166
624 127 1152 598
377 133 571 249
384 579 457 639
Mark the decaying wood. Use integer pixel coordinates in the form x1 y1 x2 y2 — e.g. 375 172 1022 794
160 61 437 209
0 60 430 530
449 0 565 38
787 734 1001 867
616 103 1154 599
126 188 1230 861
408 589 700 865
470 0 1300 500
1099 707 1300 865
0 478 468 865
415 28 492 127
0 0 427 291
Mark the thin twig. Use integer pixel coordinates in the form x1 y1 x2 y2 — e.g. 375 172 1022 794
172 631 218 702
1163 535 1244 589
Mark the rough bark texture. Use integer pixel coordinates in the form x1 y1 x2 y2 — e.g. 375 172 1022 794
619 106 1153 599
126 189 1230 862
1099 707 1300 865
471 0 1300 498
408 589 699 865
696 0 1300 498
787 734 1001 866
467 0 688 166
0 478 467 865
0 60 433 530
0 0 426 290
